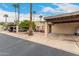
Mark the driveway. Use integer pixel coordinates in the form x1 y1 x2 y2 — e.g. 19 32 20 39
0 33 78 56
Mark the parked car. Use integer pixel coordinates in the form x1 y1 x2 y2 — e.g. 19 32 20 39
19 29 28 32
8 27 14 32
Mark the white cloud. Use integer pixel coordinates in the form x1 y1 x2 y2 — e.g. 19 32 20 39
0 9 30 22
53 3 79 13
41 6 65 15
42 7 55 12
0 9 43 22
41 3 79 16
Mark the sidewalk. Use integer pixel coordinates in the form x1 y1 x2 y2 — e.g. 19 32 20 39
1 31 79 55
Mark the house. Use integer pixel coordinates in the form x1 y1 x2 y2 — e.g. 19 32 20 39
7 22 16 32
44 11 79 37
34 21 45 32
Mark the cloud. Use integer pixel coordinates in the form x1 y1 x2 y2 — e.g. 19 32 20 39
41 6 66 15
41 3 79 16
0 9 42 22
0 9 30 22
53 3 79 13
32 14 44 21
42 7 55 12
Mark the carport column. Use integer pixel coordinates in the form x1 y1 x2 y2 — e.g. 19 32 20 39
16 25 19 33
45 21 49 37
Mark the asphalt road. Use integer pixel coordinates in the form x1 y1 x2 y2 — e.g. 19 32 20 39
0 33 78 56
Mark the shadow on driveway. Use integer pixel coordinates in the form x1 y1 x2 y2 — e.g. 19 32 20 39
0 33 78 56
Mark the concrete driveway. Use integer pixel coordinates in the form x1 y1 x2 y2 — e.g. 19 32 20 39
0 33 78 56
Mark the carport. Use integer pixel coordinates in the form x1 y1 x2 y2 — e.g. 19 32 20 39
44 11 79 37
7 23 16 32
44 11 79 48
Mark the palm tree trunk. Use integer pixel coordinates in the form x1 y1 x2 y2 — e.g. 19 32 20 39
5 17 7 25
16 3 20 33
15 8 17 22
28 3 33 35
5 17 7 30
14 8 18 33
40 18 41 23
18 7 20 23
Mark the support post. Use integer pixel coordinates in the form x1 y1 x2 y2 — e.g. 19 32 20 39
45 21 48 37
16 25 19 33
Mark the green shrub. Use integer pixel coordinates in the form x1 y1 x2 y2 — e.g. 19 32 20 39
19 20 36 30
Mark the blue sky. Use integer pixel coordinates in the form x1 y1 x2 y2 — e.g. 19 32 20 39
1 3 79 16
0 3 79 22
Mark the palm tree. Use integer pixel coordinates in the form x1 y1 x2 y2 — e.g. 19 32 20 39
39 15 43 23
17 4 20 24
33 11 36 14
13 3 20 33
28 3 33 35
33 11 36 21
3 14 8 29
13 4 17 23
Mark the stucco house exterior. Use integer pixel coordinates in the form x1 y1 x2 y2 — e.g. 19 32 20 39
44 11 79 37
34 21 45 32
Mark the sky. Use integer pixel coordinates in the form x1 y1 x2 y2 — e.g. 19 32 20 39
0 3 79 22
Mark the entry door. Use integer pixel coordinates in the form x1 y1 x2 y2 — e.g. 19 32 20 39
49 24 52 33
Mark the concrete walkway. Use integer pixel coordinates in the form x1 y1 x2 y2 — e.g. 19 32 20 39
1 31 79 55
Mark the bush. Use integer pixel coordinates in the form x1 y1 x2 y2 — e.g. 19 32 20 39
19 20 36 30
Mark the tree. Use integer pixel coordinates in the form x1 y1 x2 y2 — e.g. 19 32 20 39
13 4 17 22
33 11 36 14
0 22 5 26
28 3 33 35
19 20 36 30
33 11 36 21
32 21 36 30
39 15 43 23
13 3 20 33
3 14 8 29
19 20 29 29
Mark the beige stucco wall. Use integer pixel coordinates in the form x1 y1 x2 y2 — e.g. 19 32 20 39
35 21 45 31
51 22 79 34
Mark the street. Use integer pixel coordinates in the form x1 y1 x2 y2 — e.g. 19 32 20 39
0 33 78 56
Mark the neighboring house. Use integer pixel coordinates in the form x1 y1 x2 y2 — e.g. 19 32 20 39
7 22 16 32
44 11 79 36
34 21 45 32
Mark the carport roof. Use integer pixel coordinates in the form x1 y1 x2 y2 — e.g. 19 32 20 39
44 11 79 24
44 11 79 20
